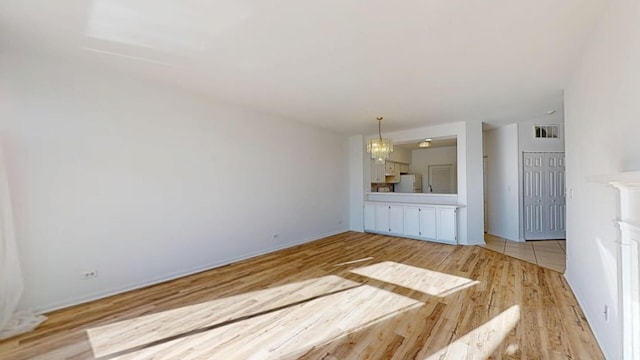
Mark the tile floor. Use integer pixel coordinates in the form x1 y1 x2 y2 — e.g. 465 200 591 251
479 234 566 272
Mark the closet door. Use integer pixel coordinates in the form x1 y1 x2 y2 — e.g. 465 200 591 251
546 153 566 238
523 152 566 240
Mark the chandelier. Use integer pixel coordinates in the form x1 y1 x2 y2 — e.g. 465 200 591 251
367 116 393 163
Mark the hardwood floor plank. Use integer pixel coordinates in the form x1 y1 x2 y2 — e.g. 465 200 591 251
0 232 603 359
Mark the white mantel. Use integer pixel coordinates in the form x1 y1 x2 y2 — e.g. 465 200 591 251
593 171 640 359
591 171 640 185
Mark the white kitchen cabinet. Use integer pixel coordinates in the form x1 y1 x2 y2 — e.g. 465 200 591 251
373 161 403 184
419 207 437 239
371 161 386 183
403 206 421 237
437 208 457 242
375 205 390 233
385 162 395 175
365 201 458 244
389 205 404 235
385 162 401 183
399 163 410 174
364 203 376 231
403 206 436 239
367 204 405 235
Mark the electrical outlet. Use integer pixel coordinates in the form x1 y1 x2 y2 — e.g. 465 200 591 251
83 270 98 280
272 233 279 240
604 305 609 322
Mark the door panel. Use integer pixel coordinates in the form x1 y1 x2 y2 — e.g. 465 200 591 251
403 207 421 237
524 203 543 234
375 205 389 233
523 152 566 240
419 207 437 239
389 205 404 235
523 153 545 239
546 153 566 238
437 208 456 242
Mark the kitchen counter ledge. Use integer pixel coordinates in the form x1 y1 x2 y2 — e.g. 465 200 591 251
365 192 460 206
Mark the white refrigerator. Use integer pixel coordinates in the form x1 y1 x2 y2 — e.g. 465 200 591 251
396 174 423 193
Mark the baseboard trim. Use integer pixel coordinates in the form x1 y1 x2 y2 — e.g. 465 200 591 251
34 228 349 314
564 271 614 360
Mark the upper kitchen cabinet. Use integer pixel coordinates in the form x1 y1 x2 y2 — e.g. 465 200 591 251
371 160 402 184
384 162 395 174
385 162 401 183
371 161 386 183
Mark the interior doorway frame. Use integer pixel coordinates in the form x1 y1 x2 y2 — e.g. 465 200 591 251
483 156 488 233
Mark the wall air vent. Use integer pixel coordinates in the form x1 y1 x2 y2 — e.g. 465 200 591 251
534 125 559 139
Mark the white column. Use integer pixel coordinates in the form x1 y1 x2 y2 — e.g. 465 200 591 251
609 175 640 359
349 135 365 232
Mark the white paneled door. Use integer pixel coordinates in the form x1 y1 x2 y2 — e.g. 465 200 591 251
523 152 566 240
428 164 454 194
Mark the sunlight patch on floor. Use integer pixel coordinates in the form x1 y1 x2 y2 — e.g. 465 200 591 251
86 274 359 358
423 305 521 359
350 261 479 297
89 282 423 359
87 262 481 359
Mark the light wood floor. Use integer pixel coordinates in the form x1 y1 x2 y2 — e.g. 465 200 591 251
0 232 603 359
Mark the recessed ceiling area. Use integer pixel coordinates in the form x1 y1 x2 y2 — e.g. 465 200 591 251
0 0 607 134
395 137 457 150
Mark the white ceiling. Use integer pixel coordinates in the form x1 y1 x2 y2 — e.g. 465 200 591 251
0 0 606 134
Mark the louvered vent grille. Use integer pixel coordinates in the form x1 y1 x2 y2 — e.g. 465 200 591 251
534 125 559 138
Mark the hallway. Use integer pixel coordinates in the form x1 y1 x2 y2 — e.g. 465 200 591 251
480 234 566 272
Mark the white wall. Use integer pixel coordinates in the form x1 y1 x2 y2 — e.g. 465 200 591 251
517 118 565 153
564 0 640 358
464 120 485 245
409 146 457 193
387 146 411 164
0 54 350 312
483 125 519 241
